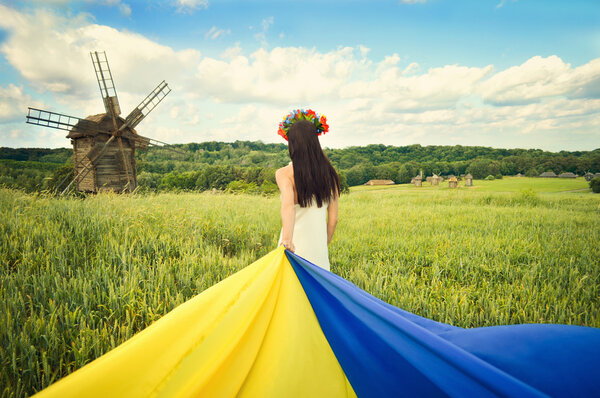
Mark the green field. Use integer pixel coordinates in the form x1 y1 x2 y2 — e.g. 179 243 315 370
1 178 599 397
352 176 590 193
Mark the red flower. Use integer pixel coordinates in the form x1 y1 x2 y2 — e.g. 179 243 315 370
278 128 288 141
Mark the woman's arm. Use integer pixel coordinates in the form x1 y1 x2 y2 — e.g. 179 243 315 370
276 168 296 252
326 194 339 245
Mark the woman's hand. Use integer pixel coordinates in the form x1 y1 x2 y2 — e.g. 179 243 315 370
280 240 295 253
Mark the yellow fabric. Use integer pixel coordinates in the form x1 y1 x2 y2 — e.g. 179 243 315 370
34 246 356 397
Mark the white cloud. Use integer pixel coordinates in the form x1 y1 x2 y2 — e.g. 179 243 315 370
0 84 41 122
118 3 131 17
174 0 208 14
1 4 599 151
254 17 274 46
194 46 359 104
479 56 600 104
0 5 201 110
205 26 231 40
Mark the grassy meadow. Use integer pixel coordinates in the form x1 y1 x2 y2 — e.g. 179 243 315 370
1 177 599 397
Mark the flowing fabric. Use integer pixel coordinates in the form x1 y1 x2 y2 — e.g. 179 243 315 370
34 247 600 397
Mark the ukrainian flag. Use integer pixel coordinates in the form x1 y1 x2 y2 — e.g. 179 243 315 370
35 246 600 397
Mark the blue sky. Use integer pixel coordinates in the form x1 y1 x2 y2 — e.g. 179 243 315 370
1 0 599 151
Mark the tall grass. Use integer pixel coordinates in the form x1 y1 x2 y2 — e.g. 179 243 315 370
1 184 599 397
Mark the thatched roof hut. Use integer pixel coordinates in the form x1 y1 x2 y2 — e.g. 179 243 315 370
464 173 473 186
412 175 422 187
539 171 557 178
448 176 458 188
429 174 442 186
558 172 577 179
365 179 395 186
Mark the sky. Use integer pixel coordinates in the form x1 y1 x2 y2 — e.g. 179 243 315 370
0 0 599 151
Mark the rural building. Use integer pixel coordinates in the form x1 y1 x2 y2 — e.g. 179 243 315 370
448 176 458 188
429 174 442 186
67 114 148 192
515 173 523 177
464 173 473 186
558 172 577 179
584 172 594 181
539 171 557 178
412 175 422 187
365 179 395 186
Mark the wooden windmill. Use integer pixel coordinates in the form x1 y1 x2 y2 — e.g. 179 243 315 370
25 51 177 194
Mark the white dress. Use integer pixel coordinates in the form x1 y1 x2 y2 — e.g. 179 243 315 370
278 201 330 271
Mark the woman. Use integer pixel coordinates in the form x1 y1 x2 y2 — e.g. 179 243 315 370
275 110 340 271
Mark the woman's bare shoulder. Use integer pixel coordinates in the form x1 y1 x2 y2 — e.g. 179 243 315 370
275 164 293 180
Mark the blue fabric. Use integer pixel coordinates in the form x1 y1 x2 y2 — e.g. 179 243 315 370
286 250 600 398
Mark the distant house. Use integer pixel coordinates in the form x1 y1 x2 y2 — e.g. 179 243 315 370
411 175 423 187
448 177 458 188
539 171 557 178
365 179 395 186
558 172 577 179
464 173 473 186
429 174 443 186
515 173 523 178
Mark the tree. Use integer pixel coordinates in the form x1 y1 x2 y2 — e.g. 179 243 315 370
590 177 600 193
338 172 350 194
468 159 501 179
396 164 412 184
345 166 364 186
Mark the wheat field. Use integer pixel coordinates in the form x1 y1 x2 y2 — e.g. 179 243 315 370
1 179 598 397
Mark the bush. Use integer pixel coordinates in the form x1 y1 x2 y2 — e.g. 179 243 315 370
225 180 260 194
485 175 495 181
260 180 279 196
46 164 74 193
590 177 600 193
525 168 539 177
495 174 503 180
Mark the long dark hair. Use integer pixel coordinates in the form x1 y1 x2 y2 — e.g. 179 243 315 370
287 120 340 208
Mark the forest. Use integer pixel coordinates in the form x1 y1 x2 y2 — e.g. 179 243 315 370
1 142 599 193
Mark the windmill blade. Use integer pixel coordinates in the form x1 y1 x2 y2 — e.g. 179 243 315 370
26 108 100 135
124 81 171 130
124 130 187 156
148 140 188 156
120 130 151 150
91 51 121 125
117 137 134 191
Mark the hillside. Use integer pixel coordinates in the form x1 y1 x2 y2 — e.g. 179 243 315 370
1 142 599 192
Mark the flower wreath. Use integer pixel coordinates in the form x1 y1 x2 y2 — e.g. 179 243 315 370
277 109 329 141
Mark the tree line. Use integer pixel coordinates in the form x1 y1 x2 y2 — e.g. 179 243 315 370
0 142 598 193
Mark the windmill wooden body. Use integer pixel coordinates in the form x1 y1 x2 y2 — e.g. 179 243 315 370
26 51 174 194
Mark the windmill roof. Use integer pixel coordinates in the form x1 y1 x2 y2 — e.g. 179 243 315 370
67 113 138 139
